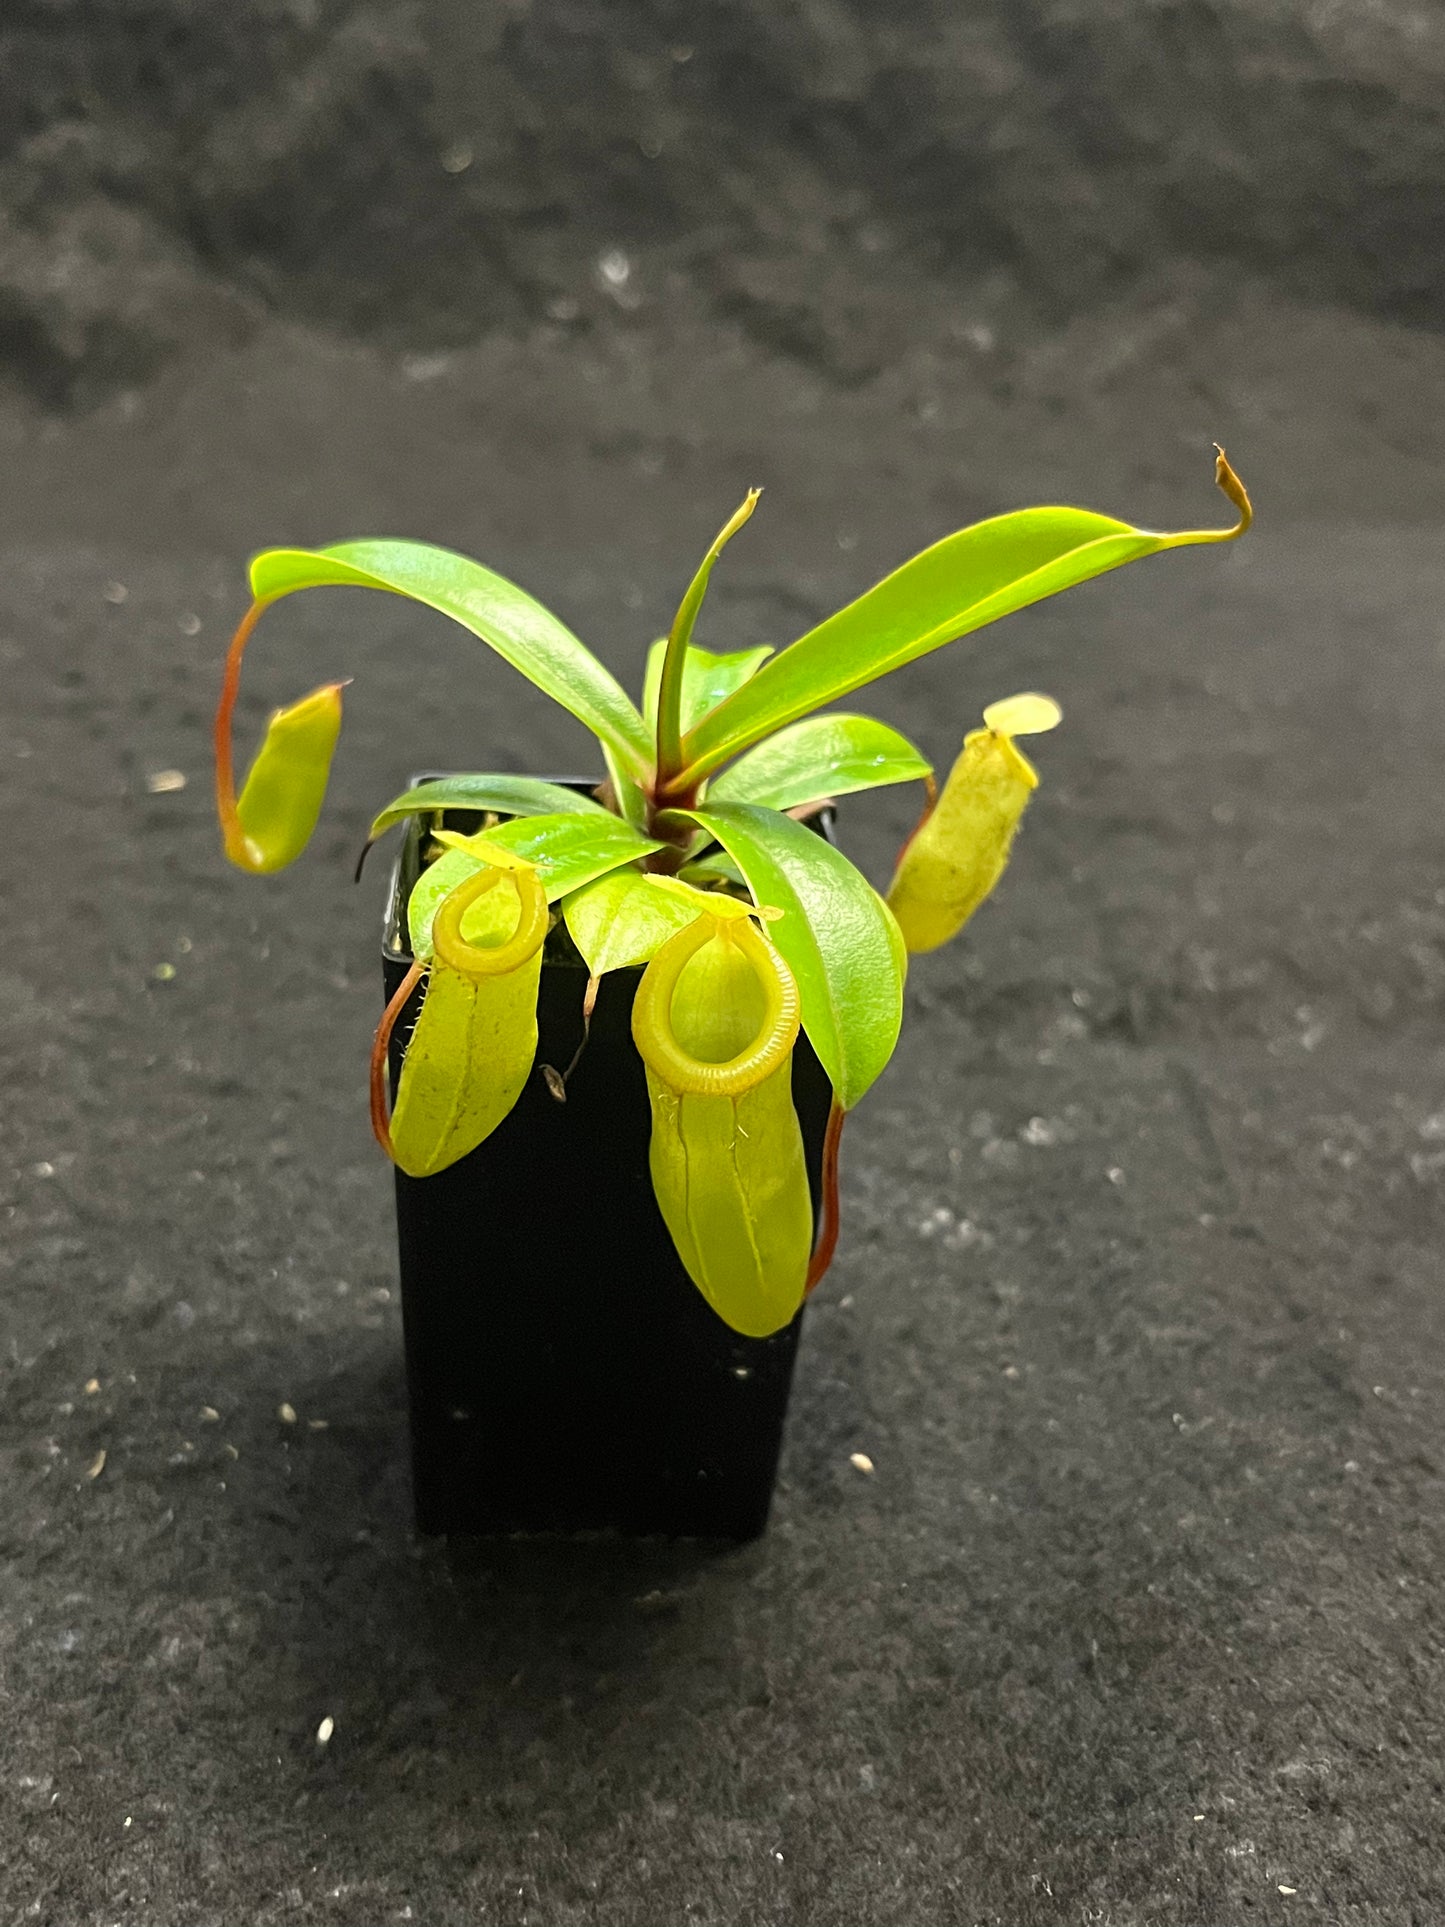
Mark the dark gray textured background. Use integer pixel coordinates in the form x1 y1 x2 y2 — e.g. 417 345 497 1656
2 4 1443 1922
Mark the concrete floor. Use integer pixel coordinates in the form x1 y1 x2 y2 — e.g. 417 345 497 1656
2 267 1444 1923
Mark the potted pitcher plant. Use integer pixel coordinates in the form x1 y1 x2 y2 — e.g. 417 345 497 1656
214 452 1250 1537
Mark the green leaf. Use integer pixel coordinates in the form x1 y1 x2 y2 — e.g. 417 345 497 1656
367 773 610 845
708 714 931 813
653 491 762 789
667 801 905 1110
642 638 773 734
407 811 661 960
563 871 712 975
249 540 653 778
601 741 651 833
673 461 1250 787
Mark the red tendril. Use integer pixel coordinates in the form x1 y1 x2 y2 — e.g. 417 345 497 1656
806 1098 846 1294
370 960 424 1162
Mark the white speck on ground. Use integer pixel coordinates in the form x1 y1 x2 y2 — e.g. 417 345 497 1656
597 248 631 289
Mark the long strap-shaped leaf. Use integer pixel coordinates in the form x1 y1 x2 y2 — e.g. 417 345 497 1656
250 541 654 779
663 801 905 1111
669 451 1250 792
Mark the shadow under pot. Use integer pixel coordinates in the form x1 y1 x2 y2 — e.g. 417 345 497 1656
382 778 835 1540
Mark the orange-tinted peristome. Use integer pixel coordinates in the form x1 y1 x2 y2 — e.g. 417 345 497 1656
805 1097 846 1294
370 959 424 1162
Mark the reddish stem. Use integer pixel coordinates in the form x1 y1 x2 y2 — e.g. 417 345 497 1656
805 1098 846 1294
643 782 702 872
213 597 271 862
370 960 424 1161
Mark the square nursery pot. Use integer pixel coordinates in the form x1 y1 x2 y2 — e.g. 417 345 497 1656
382 779 835 1541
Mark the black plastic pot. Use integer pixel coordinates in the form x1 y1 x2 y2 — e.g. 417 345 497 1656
382 780 834 1540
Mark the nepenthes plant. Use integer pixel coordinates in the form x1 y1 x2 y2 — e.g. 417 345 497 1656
215 451 1250 1339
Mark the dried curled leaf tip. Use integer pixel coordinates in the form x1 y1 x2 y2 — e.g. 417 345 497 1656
1156 445 1251 547
1213 444 1252 533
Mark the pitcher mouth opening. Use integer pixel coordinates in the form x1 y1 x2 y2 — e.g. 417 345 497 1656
632 913 800 1098
432 864 549 980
